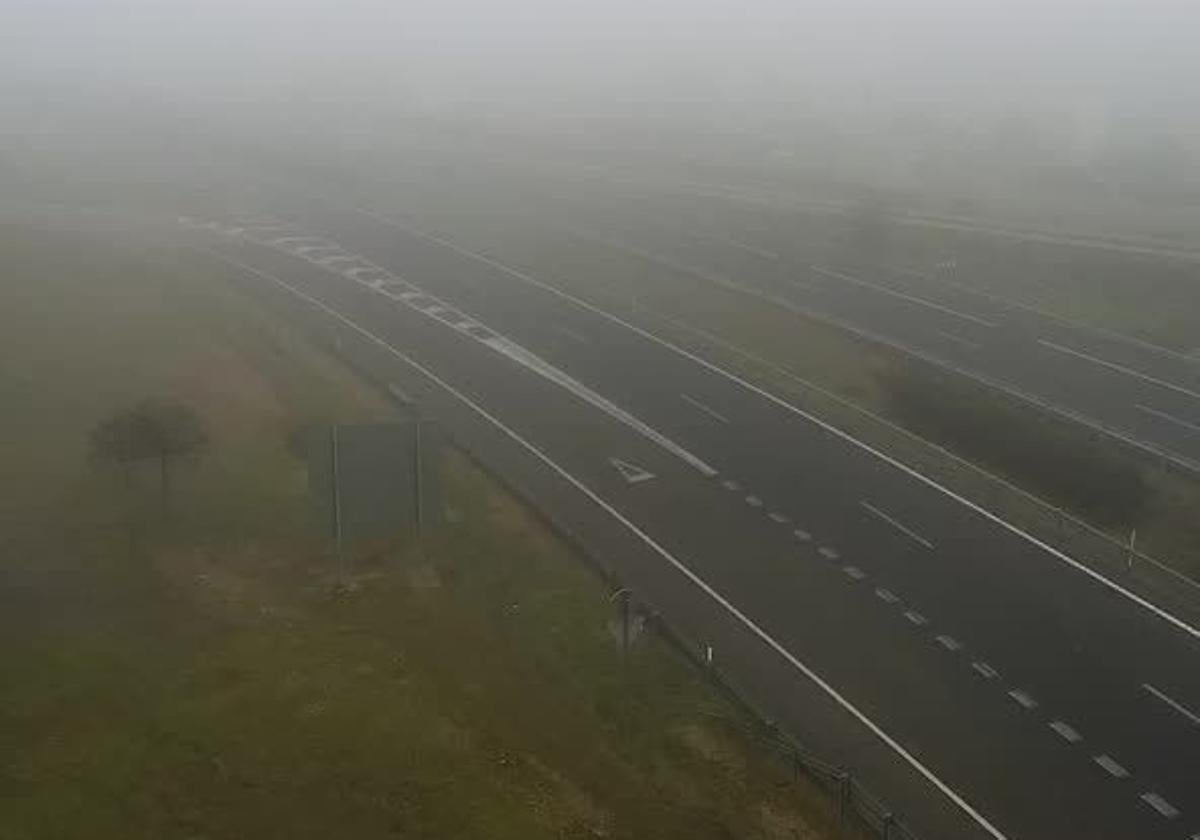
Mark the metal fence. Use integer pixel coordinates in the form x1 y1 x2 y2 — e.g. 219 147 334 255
648 608 922 840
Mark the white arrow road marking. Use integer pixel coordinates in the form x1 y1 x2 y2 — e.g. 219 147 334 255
609 457 656 485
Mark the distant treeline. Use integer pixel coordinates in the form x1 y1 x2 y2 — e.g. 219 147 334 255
880 364 1149 531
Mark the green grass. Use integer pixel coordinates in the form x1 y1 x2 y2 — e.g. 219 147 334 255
0 219 851 840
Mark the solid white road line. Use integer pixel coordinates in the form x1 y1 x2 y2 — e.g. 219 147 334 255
1094 755 1129 779
1142 683 1200 725
680 392 730 424
811 265 999 329
1039 339 1200 401
1134 403 1200 436
1140 792 1179 819
1049 721 1083 743
860 501 935 550
351 210 1200 642
207 249 1012 840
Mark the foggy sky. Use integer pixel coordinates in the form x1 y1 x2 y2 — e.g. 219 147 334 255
4 1 1200 184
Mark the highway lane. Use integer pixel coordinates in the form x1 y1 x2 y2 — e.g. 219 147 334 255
193 205 1200 838
481 183 1200 474
198 233 1013 840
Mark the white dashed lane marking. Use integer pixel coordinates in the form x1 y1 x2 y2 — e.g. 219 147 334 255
722 479 740 491
936 635 963 652
1008 690 1038 710
768 512 789 524
793 529 812 542
874 588 899 604
971 661 999 679
1094 755 1130 779
1049 721 1083 743
1139 792 1179 819
905 610 929 627
842 566 866 581
745 495 763 507
818 546 839 561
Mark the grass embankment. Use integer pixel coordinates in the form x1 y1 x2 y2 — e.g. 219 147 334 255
0 220 849 839
367 197 1200 579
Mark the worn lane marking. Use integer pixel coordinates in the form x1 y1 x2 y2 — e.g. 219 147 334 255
551 323 591 344
745 495 763 507
680 392 730 424
1140 792 1179 819
721 479 740 491
875 587 900 604
793 528 812 542
937 330 982 351
812 265 999 329
719 235 780 261
1142 683 1200 725
1049 721 1083 743
768 512 789 524
843 565 866 580
860 501 934 550
936 635 963 652
1094 755 1129 778
1039 339 1200 401
818 546 839 560
904 610 929 626
971 661 998 679
1008 690 1038 710
1135 404 1200 437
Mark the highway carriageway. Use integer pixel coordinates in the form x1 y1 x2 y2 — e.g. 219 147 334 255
185 208 1200 840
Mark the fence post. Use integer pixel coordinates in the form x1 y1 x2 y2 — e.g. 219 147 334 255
882 812 894 839
838 772 851 824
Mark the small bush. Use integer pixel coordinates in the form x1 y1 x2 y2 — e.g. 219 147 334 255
880 364 1149 531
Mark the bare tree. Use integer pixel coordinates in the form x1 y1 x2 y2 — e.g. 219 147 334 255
90 399 208 509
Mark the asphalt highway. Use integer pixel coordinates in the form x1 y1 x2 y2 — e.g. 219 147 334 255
519 185 1200 475
184 202 1200 840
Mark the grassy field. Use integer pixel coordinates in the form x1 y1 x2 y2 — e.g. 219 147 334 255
0 219 853 839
